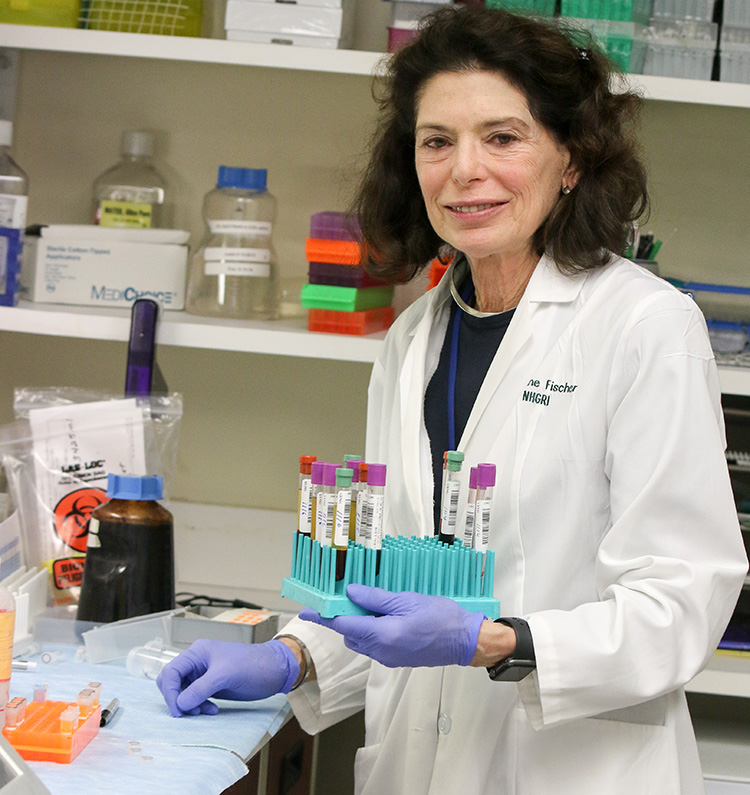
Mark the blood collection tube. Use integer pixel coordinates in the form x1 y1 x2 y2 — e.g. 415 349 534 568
474 463 496 554
315 463 337 547
355 462 369 545
438 451 464 545
345 459 362 542
297 455 317 536
367 464 386 554
309 461 325 542
462 466 478 548
333 467 354 580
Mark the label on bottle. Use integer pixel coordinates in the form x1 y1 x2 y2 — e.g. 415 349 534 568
369 493 384 550
333 489 351 548
440 480 460 536
299 477 312 535
203 246 272 278
209 220 272 236
98 200 153 229
0 194 27 228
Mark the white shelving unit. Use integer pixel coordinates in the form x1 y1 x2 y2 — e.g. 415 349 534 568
1 22 750 783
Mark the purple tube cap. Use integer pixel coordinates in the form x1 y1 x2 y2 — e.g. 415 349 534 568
322 462 338 487
367 463 387 487
477 463 496 488
311 461 326 484
310 211 361 242
469 467 478 489
345 459 362 482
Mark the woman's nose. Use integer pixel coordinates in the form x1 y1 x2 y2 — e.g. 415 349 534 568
451 141 487 187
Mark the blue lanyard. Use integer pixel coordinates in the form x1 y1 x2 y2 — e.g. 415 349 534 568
447 279 475 451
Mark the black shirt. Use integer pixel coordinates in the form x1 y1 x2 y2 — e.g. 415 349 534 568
423 270 514 534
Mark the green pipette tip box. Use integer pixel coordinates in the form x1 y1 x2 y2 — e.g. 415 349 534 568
281 533 500 619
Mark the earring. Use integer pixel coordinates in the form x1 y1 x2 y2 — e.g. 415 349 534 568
562 185 572 195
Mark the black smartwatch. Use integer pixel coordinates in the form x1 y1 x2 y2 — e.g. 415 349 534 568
487 617 536 682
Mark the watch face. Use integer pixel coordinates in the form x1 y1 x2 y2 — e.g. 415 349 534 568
488 658 535 681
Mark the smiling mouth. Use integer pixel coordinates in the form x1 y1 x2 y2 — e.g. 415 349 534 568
447 202 504 213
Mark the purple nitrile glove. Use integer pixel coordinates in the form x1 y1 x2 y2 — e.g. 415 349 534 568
156 638 299 718
300 584 485 668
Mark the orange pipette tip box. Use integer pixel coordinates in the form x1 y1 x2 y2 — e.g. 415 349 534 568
3 700 101 763
305 237 362 266
308 306 394 336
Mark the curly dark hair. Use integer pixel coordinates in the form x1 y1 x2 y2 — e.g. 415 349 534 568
353 6 649 283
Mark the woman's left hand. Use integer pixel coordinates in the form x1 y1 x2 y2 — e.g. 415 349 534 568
299 584 485 668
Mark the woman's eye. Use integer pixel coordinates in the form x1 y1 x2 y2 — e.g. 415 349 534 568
491 133 515 146
420 137 449 150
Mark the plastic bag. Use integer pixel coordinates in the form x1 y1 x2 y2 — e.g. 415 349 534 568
0 388 182 606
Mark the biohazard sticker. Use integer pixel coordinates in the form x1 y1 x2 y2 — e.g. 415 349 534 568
53 487 107 553
52 557 85 590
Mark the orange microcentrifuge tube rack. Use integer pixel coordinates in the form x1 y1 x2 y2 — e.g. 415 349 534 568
2 688 102 763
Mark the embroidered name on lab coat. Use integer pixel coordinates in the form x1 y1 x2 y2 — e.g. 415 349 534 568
522 378 578 407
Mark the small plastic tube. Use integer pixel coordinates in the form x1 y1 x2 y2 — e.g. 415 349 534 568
126 641 179 679
127 740 142 756
59 706 79 734
77 688 96 709
40 650 65 665
32 684 47 704
6 697 27 728
87 682 102 705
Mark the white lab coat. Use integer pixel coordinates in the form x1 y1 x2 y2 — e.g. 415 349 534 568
285 254 748 795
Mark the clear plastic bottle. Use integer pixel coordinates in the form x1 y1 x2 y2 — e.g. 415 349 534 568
93 130 167 229
185 166 278 320
0 120 29 307
0 585 15 710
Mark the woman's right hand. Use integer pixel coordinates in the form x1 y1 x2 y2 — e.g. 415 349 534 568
156 638 300 717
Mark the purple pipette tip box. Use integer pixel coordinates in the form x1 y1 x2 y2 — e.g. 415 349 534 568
310 212 361 242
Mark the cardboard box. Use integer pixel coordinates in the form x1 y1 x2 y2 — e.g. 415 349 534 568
21 225 189 310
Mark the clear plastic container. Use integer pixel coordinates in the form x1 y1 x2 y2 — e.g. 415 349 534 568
185 166 278 320
93 130 167 229
126 639 179 679
0 120 29 308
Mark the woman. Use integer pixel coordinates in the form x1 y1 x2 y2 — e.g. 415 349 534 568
158 8 747 793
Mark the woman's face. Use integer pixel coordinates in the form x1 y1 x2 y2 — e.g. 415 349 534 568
414 69 577 268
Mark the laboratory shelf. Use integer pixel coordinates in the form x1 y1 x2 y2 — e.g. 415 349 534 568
688 654 750 699
0 300 385 362
0 24 750 108
0 24 385 76
719 367 750 398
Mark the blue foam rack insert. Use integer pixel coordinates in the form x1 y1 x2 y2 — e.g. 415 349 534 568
281 533 500 619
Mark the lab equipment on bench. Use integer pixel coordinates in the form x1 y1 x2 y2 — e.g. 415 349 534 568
0 732 50 793
0 585 14 710
0 121 28 308
76 474 174 624
185 166 278 320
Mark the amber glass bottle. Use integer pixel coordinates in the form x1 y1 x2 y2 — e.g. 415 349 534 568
77 474 174 623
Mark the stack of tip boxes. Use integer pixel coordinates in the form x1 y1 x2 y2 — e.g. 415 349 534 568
225 0 355 48
720 0 750 84
560 0 651 74
3 684 102 763
301 212 395 336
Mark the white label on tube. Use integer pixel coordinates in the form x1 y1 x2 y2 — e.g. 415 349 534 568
333 489 351 548
300 477 312 534
463 501 475 548
369 493 384 550
355 489 367 544
475 499 491 552
441 480 460 535
209 220 272 236
316 492 335 546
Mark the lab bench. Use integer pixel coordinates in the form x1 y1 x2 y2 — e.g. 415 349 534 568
6 643 315 795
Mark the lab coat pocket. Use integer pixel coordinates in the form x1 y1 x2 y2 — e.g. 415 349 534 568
353 742 382 795
517 710 681 795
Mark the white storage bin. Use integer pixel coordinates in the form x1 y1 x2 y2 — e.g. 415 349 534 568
642 18 718 79
225 0 355 40
721 26 750 83
650 0 715 22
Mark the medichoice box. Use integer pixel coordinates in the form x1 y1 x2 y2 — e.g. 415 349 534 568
21 225 189 310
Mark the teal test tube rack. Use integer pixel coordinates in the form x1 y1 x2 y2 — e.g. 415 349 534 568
281 533 500 618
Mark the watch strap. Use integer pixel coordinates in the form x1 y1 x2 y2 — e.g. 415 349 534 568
494 617 535 663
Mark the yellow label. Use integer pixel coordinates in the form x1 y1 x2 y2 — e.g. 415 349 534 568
98 200 153 229
0 611 15 679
